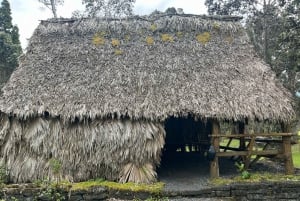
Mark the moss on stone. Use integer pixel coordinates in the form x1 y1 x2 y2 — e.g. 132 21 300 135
211 172 300 186
71 179 164 193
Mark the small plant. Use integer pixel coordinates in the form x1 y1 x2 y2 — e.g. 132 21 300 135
0 163 8 184
10 197 18 201
196 32 211 44
49 158 62 183
34 178 66 201
235 162 251 179
161 34 174 42
146 36 154 45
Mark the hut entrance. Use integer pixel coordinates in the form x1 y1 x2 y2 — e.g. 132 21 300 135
162 117 212 155
158 117 214 181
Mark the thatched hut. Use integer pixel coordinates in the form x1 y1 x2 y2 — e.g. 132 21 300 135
0 14 295 183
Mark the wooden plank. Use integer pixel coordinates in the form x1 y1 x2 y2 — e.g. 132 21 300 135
210 120 220 179
220 146 243 151
216 150 280 157
209 133 294 138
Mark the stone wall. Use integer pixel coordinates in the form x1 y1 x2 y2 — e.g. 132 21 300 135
1 181 300 200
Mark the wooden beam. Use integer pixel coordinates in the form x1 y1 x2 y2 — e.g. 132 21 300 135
209 133 294 138
210 120 220 179
216 150 281 157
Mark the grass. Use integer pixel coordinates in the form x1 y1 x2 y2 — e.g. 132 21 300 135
292 144 300 168
70 178 164 194
211 172 300 186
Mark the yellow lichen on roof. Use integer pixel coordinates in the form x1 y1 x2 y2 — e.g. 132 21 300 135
146 36 154 45
92 35 105 46
161 34 174 42
196 32 211 44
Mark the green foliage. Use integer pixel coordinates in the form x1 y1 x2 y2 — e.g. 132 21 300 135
0 0 21 88
49 158 62 176
235 162 251 179
205 0 300 102
0 0 12 32
205 0 257 16
34 178 66 201
0 163 7 184
0 32 21 69
276 0 300 92
292 144 300 168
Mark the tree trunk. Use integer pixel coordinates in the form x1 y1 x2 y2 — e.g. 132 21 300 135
263 0 268 62
50 0 57 18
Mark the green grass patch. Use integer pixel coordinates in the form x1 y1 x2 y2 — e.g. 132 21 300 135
71 178 164 194
292 143 300 168
211 172 300 186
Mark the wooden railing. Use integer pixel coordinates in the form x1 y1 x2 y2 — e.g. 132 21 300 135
209 132 295 178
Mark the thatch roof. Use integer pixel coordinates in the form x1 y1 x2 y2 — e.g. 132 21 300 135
0 14 295 122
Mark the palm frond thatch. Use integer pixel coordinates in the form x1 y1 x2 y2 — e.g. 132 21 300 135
0 115 165 183
0 14 294 122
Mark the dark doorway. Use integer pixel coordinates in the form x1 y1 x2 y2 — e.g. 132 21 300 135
157 117 236 191
157 117 213 190
163 116 212 155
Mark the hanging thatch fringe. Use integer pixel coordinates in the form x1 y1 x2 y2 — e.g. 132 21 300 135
0 113 165 183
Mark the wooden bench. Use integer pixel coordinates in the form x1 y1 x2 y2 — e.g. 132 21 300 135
209 133 295 178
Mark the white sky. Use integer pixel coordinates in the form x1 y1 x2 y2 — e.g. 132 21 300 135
7 0 207 49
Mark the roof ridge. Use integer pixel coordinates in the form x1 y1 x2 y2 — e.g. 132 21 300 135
40 14 243 25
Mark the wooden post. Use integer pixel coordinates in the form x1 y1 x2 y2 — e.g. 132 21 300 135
238 121 246 150
210 120 220 178
281 123 294 175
